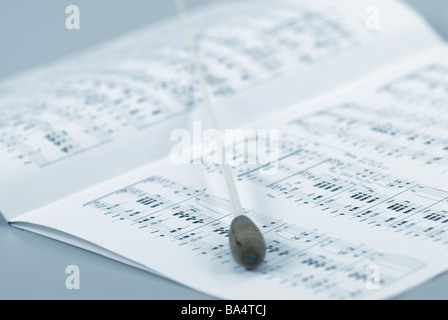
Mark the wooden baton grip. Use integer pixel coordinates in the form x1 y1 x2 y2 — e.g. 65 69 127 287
229 215 266 269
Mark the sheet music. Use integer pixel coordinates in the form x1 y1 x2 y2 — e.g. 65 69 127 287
12 46 448 299
0 0 441 220
0 0 418 168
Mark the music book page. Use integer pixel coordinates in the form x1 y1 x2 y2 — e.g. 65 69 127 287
11 45 448 299
0 0 441 220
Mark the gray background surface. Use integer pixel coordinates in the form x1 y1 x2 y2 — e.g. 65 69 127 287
0 0 447 299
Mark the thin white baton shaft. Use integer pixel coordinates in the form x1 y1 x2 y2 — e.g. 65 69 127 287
174 0 244 217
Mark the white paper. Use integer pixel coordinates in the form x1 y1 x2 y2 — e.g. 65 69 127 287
12 46 448 299
0 0 442 220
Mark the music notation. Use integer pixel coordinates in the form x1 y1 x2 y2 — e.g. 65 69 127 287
0 70 194 167
199 62 448 248
380 64 448 109
202 132 448 247
289 103 448 169
83 175 424 300
0 0 372 168
78 57 448 299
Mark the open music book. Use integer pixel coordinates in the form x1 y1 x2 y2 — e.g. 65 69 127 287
1 0 447 299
